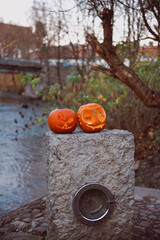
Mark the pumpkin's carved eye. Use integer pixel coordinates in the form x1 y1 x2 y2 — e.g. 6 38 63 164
57 113 65 121
56 113 66 127
97 109 106 121
82 110 96 125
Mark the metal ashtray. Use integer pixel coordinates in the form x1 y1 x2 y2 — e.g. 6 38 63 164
72 183 114 225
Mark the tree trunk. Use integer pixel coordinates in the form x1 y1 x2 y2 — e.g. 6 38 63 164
57 44 62 87
86 8 160 108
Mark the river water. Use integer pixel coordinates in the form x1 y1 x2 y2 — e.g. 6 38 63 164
0 95 48 216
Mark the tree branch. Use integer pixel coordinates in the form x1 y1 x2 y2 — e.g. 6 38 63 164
146 0 159 21
90 63 115 77
86 32 160 108
138 0 159 42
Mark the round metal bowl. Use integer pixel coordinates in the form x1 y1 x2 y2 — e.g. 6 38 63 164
72 183 114 225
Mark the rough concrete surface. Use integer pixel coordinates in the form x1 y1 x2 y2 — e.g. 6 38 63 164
45 129 135 240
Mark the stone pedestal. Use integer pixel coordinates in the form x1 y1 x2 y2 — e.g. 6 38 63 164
45 129 135 240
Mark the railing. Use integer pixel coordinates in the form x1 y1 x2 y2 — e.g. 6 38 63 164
0 57 42 74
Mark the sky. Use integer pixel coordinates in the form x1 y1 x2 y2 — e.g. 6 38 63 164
0 0 153 46
0 0 33 26
0 0 124 44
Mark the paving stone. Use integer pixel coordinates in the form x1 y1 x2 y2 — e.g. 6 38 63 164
32 209 40 215
134 226 145 232
41 222 47 227
134 216 139 221
155 206 160 211
154 221 160 226
31 221 37 228
34 213 43 219
146 204 156 209
4 216 11 224
134 210 139 215
154 229 160 235
139 215 149 221
139 210 152 216
139 220 151 228
0 221 4 227
32 226 47 235
34 217 44 222
3 224 11 229
12 221 28 230
3 232 43 240
0 227 5 234
0 187 160 239
148 215 157 220
5 226 17 233
23 218 31 223
23 213 31 218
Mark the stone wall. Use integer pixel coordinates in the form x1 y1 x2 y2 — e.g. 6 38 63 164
48 65 77 85
45 129 135 240
0 65 77 95
0 73 23 93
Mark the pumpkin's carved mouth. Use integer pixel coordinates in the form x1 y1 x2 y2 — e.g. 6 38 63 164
83 123 105 130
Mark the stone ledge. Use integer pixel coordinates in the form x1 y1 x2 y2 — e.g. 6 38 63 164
135 187 160 203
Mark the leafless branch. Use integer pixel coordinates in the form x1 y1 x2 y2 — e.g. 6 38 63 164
90 63 116 76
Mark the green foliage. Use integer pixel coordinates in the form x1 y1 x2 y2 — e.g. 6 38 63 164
21 60 160 113
116 42 130 62
134 59 160 90
37 83 62 102
23 60 160 136
116 41 139 65
20 73 40 88
36 71 129 113
66 74 82 84
30 59 159 115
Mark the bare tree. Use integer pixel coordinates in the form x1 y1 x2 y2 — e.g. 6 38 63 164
31 1 53 85
56 9 63 87
75 0 160 108
138 0 160 57
117 0 144 68
62 3 97 79
138 0 160 42
31 0 66 86
31 0 72 87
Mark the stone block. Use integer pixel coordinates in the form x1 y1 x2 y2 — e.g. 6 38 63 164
45 129 135 240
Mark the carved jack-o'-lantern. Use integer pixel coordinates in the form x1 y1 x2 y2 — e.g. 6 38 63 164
77 103 106 133
48 109 78 133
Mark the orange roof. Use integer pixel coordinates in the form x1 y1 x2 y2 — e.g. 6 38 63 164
139 45 158 58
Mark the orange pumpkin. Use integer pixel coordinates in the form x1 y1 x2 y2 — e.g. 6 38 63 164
77 103 106 133
48 109 78 133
